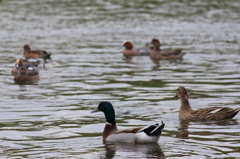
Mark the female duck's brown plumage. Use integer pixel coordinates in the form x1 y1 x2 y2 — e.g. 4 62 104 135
174 86 240 121
11 59 38 75
150 39 186 60
14 66 39 81
122 41 152 56
24 44 51 59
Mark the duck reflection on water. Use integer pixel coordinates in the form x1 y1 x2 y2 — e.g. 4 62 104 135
102 142 164 159
177 119 239 139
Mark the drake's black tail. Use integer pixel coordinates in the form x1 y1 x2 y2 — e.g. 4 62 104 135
141 121 165 136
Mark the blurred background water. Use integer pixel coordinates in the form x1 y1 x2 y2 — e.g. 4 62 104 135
0 0 240 158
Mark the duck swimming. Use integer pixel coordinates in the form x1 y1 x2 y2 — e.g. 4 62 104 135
122 41 153 56
91 101 165 144
174 86 240 121
150 39 186 60
11 59 38 75
24 44 51 67
24 44 51 59
14 66 39 81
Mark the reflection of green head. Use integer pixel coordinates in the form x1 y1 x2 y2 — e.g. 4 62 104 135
92 101 116 125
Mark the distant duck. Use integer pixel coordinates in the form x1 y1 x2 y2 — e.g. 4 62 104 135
14 66 39 81
24 44 51 59
122 41 153 56
11 59 39 75
24 44 51 67
174 86 240 121
91 101 165 144
150 39 186 60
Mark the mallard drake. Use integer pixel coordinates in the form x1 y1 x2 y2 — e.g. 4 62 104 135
122 41 153 56
14 66 39 81
91 101 165 144
24 44 51 59
11 59 39 75
150 39 186 60
174 86 240 121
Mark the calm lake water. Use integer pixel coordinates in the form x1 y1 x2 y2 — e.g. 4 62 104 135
0 0 240 158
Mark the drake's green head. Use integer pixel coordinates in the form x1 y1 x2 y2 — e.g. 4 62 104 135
91 101 116 125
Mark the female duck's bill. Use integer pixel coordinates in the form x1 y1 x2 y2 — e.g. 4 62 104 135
174 86 240 121
91 101 165 144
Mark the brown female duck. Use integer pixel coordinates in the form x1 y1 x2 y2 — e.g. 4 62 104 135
11 59 38 75
24 44 51 59
150 39 186 60
122 41 153 56
14 66 39 81
174 86 240 121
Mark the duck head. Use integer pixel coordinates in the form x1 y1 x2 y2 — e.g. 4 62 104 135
151 39 161 48
122 41 133 50
92 101 116 125
24 44 31 53
15 59 23 68
174 86 189 102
